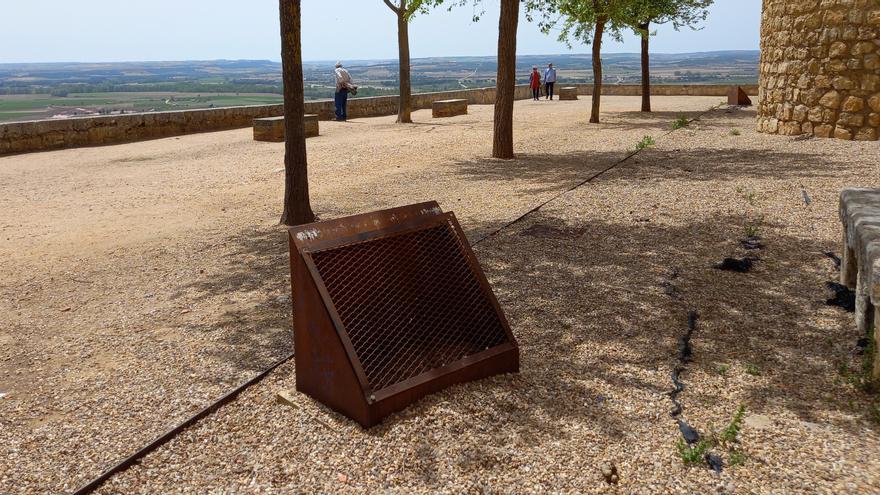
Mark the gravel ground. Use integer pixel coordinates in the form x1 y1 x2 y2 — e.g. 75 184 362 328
2 96 879 493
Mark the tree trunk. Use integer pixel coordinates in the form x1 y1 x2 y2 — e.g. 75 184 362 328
279 0 315 226
589 15 606 124
396 9 413 123
492 0 519 160
640 21 651 113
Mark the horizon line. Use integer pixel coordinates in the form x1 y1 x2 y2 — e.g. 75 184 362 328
0 49 761 67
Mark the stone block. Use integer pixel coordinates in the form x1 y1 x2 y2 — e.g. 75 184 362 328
558 87 578 101
842 96 866 112
834 126 854 140
871 94 880 112
839 112 866 127
814 123 834 138
253 115 318 142
830 41 850 58
304 114 320 138
833 76 857 90
820 90 842 109
781 121 803 135
856 127 878 141
853 41 878 55
253 116 285 142
432 99 468 118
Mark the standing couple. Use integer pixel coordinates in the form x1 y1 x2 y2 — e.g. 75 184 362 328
529 63 558 101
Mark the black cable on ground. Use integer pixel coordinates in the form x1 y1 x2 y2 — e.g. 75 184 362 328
71 352 294 495
72 102 726 494
474 102 724 245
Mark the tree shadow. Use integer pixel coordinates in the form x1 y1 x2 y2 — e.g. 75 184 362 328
597 109 719 132
471 208 871 433
448 146 856 194
168 225 294 374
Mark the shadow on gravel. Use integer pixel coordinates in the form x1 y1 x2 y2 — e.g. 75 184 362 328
169 225 294 374
345 202 869 483
598 109 720 131
469 209 869 434
449 146 857 196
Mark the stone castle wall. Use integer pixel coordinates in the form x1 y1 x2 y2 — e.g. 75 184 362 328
757 0 880 140
0 84 755 156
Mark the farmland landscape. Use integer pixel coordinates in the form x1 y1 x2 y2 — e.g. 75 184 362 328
0 50 759 123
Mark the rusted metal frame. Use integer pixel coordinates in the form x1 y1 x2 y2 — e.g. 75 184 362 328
298 213 470 400
289 201 442 252
302 212 517 403
297 213 446 254
445 212 518 344
300 251 373 398
371 342 518 402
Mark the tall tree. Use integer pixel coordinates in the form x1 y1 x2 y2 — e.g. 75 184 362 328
383 1 443 123
493 0 520 159
625 0 712 112
528 0 628 123
384 0 415 123
279 0 315 225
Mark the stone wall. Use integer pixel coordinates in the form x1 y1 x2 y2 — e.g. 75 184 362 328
757 0 880 141
1 84 754 156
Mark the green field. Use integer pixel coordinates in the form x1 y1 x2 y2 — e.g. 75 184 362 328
0 93 284 123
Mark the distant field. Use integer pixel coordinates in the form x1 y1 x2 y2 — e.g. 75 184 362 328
0 93 284 123
0 52 759 123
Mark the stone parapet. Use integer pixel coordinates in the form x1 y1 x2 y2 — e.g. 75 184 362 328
1 84 755 156
757 0 880 141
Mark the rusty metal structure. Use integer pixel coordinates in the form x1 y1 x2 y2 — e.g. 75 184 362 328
728 86 752 106
288 202 519 427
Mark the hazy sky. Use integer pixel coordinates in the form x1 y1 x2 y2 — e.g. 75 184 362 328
0 0 762 64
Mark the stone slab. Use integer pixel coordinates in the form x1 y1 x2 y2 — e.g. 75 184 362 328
839 187 880 380
559 87 578 101
432 99 468 118
253 114 319 142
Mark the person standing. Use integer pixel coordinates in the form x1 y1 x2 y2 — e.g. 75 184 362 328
544 63 557 100
334 61 353 121
529 66 541 101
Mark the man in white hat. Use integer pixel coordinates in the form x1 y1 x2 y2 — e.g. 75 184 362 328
334 62 354 121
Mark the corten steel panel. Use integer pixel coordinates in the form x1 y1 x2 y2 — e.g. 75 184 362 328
288 202 519 427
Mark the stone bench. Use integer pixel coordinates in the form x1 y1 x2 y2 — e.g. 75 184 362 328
559 87 578 101
839 187 880 380
253 114 319 142
432 99 468 118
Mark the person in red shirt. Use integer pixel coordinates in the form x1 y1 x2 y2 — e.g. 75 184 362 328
529 66 541 101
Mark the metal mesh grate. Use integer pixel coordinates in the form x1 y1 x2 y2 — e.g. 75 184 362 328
309 220 510 393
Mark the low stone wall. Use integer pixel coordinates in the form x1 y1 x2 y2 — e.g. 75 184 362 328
0 104 284 156
0 84 754 156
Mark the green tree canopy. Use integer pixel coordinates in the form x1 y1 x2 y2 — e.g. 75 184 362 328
624 0 712 32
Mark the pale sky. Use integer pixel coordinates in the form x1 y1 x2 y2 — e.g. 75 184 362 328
0 0 762 64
